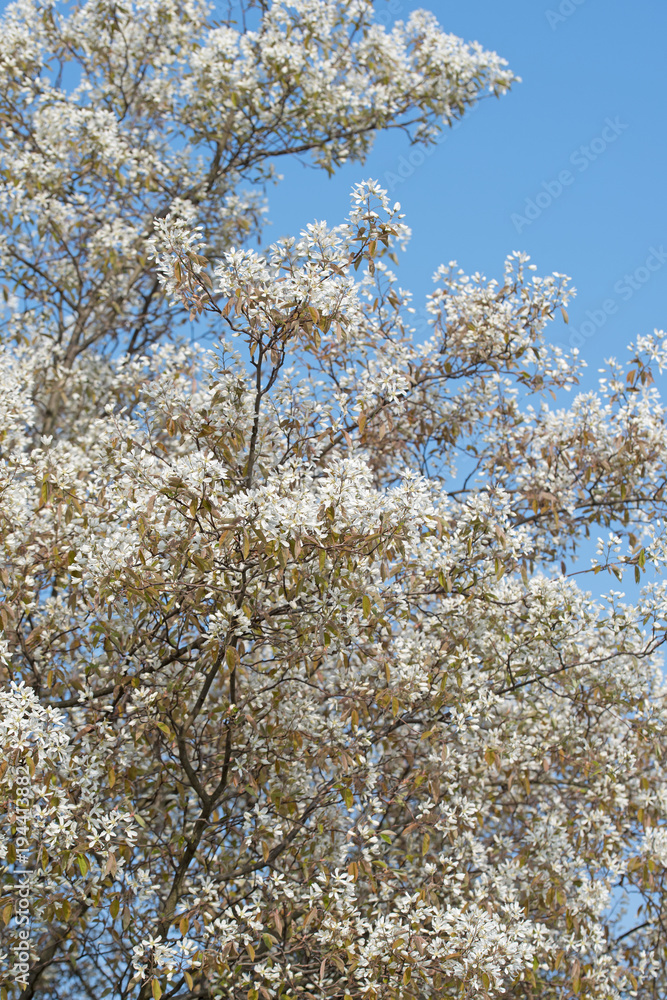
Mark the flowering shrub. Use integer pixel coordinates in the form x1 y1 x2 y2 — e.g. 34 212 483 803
0 3 666 1000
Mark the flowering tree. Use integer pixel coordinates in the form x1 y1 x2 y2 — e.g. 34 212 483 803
1 2 667 1000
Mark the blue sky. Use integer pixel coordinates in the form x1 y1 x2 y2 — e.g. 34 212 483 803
265 0 667 388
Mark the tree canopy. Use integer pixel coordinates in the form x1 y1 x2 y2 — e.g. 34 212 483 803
1 3 667 1000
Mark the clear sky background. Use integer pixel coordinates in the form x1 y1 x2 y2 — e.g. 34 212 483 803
263 0 667 389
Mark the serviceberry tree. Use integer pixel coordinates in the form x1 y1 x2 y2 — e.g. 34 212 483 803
1 3 667 1000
